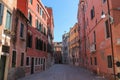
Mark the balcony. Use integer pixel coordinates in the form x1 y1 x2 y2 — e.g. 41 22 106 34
90 43 96 53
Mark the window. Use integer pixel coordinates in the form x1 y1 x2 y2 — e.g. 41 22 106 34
102 0 106 3
44 28 46 35
35 37 39 49
41 24 43 33
39 40 43 50
42 11 44 18
26 57 29 66
107 55 112 68
39 58 41 65
41 58 43 64
35 58 37 65
27 34 32 48
93 31 96 43
40 8 42 16
43 58 45 64
38 39 41 50
30 0 32 4
44 42 46 51
20 23 24 38
90 57 92 65
0 3 4 25
39 23 42 31
5 11 11 30
12 51 16 67
94 57 97 65
36 19 39 30
93 31 96 49
105 20 110 38
28 12 32 25
37 4 39 12
90 6 95 19
21 53 24 66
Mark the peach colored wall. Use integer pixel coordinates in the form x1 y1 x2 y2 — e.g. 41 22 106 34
78 0 120 78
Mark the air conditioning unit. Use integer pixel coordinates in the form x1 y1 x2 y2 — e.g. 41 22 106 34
90 43 96 53
116 38 120 46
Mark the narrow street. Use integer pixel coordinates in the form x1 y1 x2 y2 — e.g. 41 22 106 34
19 64 106 80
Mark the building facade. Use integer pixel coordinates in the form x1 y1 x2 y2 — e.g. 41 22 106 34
0 0 17 80
54 42 62 64
0 0 54 80
69 23 79 66
62 32 69 64
46 7 54 68
25 0 50 75
78 0 120 79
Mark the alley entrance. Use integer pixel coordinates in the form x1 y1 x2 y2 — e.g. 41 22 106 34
19 64 107 80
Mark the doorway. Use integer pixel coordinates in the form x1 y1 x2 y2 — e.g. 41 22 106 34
43 58 45 70
31 57 34 74
0 55 6 80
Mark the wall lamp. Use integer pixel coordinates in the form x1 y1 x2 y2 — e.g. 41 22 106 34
101 13 114 24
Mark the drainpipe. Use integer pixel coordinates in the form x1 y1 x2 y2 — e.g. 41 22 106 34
106 0 116 80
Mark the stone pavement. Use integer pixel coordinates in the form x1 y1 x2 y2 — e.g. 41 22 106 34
18 64 107 80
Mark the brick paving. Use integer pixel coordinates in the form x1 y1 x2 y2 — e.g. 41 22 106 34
18 64 107 80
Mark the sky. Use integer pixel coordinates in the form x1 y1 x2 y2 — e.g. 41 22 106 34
42 0 79 42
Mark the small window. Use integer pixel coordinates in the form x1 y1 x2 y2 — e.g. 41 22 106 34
26 57 30 66
12 51 16 67
20 23 24 38
105 20 110 38
102 0 106 3
107 55 112 68
21 53 24 66
30 0 32 4
28 12 32 25
93 31 96 43
93 31 96 49
5 10 12 30
90 6 95 20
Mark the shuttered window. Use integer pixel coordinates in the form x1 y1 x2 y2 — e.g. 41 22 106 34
107 55 112 68
5 11 11 30
0 3 4 25
12 51 16 67
105 20 110 38
20 23 24 38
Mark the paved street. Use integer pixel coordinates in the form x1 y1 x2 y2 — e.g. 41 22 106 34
19 64 107 80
